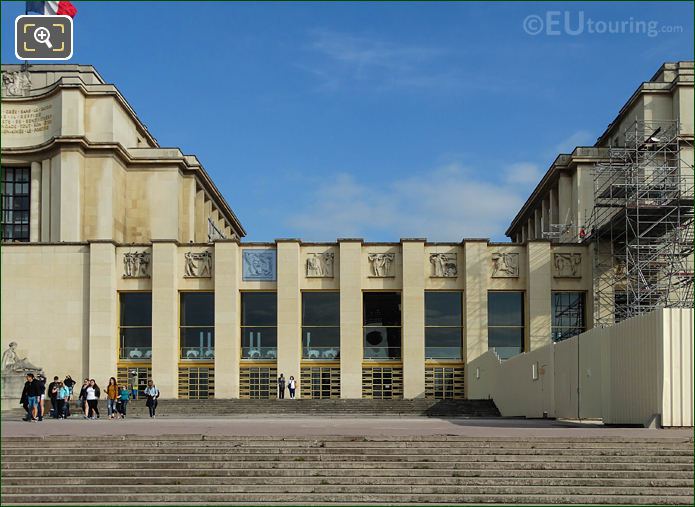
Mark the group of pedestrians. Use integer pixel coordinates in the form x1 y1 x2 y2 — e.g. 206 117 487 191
21 373 160 421
277 373 297 399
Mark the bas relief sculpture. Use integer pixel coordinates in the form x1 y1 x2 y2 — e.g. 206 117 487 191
306 252 335 278
123 251 151 278
368 253 395 277
184 251 213 278
553 253 582 278
1 71 31 97
243 250 276 281
491 252 519 278
429 253 457 277
1 342 43 374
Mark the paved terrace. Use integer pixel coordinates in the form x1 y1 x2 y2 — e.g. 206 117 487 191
2 417 692 439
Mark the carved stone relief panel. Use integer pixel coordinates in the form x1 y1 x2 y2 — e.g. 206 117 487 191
429 253 457 277
184 251 213 278
491 252 519 278
306 252 335 278
553 253 582 278
123 251 151 278
242 249 276 281
368 253 395 277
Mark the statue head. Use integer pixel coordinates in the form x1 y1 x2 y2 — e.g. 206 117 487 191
8 342 17 349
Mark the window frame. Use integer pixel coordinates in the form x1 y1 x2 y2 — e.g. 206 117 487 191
179 291 215 361
301 291 340 361
487 290 525 360
424 290 464 362
551 291 586 342
362 291 402 360
240 291 278 361
1 166 31 243
118 291 153 362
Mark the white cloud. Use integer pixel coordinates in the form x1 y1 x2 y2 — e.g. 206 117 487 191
554 130 594 154
302 29 471 93
505 162 543 185
285 163 531 241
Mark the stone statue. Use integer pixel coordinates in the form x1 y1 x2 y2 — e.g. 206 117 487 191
184 251 213 277
553 253 582 278
430 253 457 277
1 71 31 97
492 252 519 278
306 252 335 277
368 253 395 277
1 342 42 374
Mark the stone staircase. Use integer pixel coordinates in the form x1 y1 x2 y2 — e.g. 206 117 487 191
1 435 693 504
4 399 501 418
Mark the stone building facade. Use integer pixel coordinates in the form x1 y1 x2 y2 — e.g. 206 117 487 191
15 62 684 401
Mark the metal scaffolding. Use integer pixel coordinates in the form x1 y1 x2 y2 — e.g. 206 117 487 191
585 120 694 327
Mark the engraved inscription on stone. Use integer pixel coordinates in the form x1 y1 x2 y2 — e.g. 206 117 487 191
491 252 519 278
184 251 213 278
368 253 395 277
430 253 457 277
306 252 335 278
553 253 582 278
1 103 53 135
123 251 151 278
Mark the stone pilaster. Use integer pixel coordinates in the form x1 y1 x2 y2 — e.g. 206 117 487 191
339 239 363 398
401 239 425 398
276 240 302 397
151 241 178 398
527 241 552 351
214 241 240 398
87 242 118 379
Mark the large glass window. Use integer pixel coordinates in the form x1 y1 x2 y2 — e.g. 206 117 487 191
363 292 401 359
241 292 277 360
552 292 585 342
180 292 214 360
1 167 30 242
425 292 463 360
119 292 152 360
488 291 524 360
302 292 340 360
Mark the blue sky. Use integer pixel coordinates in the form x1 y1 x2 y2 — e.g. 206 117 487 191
2 1 693 241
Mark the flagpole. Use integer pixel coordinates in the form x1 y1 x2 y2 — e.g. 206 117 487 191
22 2 29 72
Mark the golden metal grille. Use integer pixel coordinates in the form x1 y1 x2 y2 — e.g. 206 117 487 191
425 366 465 399
178 366 215 399
240 367 278 399
362 367 403 399
300 367 340 399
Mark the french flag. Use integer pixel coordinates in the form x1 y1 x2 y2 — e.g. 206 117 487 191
26 1 77 18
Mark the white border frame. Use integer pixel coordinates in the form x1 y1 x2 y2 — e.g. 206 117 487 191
14 15 74 61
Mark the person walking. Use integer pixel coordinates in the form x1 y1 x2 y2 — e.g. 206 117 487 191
55 381 69 419
22 373 41 421
37 374 46 421
288 376 297 399
48 376 60 418
144 380 159 418
278 374 286 399
78 379 89 418
118 384 131 418
106 377 119 419
85 379 100 420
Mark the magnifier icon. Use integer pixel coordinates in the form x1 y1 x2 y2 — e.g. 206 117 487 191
33 27 52 49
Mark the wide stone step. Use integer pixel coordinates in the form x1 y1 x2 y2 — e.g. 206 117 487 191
5 446 691 456
2 492 692 505
2 476 692 487
3 467 691 479
5 460 691 471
